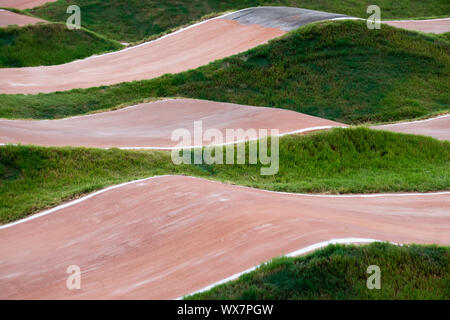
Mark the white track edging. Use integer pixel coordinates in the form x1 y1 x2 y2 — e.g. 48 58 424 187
119 125 345 150
58 8 251 65
373 114 450 127
383 18 450 22
0 125 344 150
1 175 448 230
178 237 396 299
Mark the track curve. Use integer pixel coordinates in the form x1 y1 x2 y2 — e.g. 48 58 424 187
0 175 448 299
372 114 450 141
0 9 44 27
0 0 55 9
384 18 450 34
0 7 348 94
0 99 344 149
0 18 284 94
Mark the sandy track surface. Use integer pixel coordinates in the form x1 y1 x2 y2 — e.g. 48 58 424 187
0 0 55 9
0 175 448 299
0 18 285 94
384 18 450 34
0 99 343 149
373 115 450 141
0 9 44 27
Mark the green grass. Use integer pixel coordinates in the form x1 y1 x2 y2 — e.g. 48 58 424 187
0 23 123 67
186 242 450 300
1 128 449 223
28 0 450 42
0 20 448 123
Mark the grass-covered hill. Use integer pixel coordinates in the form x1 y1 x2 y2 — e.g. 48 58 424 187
1 128 449 223
186 242 450 300
0 23 123 67
1 20 448 124
28 0 450 42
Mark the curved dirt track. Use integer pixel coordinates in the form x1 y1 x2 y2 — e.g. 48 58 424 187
0 175 448 299
0 99 343 149
373 115 450 141
0 7 349 94
0 0 55 9
0 18 284 94
384 18 450 34
0 9 44 27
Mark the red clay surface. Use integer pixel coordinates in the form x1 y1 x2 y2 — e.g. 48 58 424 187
0 99 343 149
384 18 450 34
0 0 55 9
0 18 285 94
0 175 448 299
0 9 44 27
373 115 450 141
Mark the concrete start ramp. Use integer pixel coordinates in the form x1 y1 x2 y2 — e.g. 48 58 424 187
0 175 448 299
0 99 344 149
0 0 55 9
0 7 349 94
0 9 44 27
372 115 450 141
222 6 347 31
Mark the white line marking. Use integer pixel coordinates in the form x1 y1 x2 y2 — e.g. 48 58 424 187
383 18 450 22
119 125 345 150
178 237 396 299
0 125 343 150
373 114 450 127
1 175 448 230
48 8 251 65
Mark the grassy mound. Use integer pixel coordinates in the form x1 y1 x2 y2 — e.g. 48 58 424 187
1 128 448 223
186 242 450 300
28 0 450 42
0 23 123 67
0 20 448 123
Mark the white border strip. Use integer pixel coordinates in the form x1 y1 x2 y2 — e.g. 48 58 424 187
0 175 172 230
331 17 450 23
58 8 251 64
373 114 450 127
0 95 346 150
1 175 448 230
119 125 345 150
383 18 450 22
179 237 393 299
0 125 343 150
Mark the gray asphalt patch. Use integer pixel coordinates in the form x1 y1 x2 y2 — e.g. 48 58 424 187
223 6 348 31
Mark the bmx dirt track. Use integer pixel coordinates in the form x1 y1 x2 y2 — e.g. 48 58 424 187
0 99 343 149
373 115 450 141
0 9 44 27
0 18 285 94
0 175 448 299
0 7 347 94
1 7 448 94
384 18 450 34
0 0 55 9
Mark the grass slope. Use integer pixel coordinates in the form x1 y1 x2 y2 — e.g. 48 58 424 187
1 21 448 123
28 0 450 42
1 128 449 223
0 23 123 67
186 242 450 300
